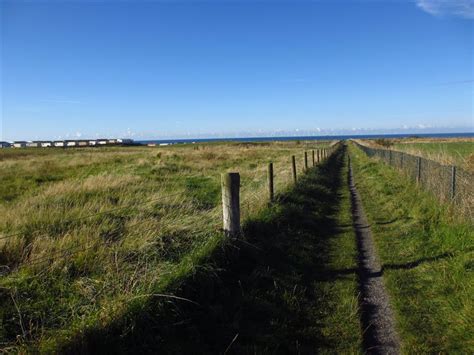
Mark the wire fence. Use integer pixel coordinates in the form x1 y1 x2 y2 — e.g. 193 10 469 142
1 146 338 280
354 141 473 220
0 144 341 350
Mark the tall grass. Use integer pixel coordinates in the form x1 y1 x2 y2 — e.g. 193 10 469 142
0 141 330 350
368 138 474 172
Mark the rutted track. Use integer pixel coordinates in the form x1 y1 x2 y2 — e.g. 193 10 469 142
348 156 401 354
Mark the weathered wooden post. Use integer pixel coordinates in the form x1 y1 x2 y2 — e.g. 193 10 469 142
389 150 392 166
451 166 456 200
312 150 315 166
292 155 297 183
316 149 320 163
416 157 422 184
268 162 274 202
221 172 240 236
304 151 308 170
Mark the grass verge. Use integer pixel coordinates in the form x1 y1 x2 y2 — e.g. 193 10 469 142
349 142 474 353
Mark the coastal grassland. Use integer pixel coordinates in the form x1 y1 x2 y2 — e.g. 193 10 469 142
349 143 474 353
58 143 362 354
373 138 474 172
0 140 329 351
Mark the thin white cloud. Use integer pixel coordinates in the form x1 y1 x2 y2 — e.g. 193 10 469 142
416 0 474 18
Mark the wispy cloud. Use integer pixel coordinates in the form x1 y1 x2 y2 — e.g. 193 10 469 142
416 0 474 18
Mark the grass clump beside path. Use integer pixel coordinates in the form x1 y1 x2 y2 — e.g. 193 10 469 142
349 142 474 353
59 145 362 353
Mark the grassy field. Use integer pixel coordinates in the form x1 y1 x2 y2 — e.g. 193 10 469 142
59 144 362 353
350 142 474 353
367 138 474 172
0 141 330 351
2 140 472 352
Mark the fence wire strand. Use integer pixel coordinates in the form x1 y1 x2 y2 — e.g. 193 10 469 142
354 141 473 220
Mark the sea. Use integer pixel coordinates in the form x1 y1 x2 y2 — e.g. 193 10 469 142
138 132 474 145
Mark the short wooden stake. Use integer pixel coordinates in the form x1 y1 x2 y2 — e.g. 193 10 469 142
292 155 297 183
221 172 240 236
416 157 422 184
451 166 456 200
268 162 274 202
304 151 308 170
312 150 315 166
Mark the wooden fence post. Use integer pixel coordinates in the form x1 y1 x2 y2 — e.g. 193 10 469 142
292 155 297 183
417 157 422 184
316 149 320 163
389 150 392 165
312 150 315 166
304 151 308 170
268 162 274 202
451 166 456 200
221 172 240 236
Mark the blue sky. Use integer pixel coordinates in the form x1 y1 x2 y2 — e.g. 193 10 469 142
1 0 473 141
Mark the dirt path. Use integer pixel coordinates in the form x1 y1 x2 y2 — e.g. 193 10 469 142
348 156 401 354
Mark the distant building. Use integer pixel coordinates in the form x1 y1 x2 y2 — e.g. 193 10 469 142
34 141 53 148
26 141 41 148
7 138 133 149
117 138 134 145
13 141 28 148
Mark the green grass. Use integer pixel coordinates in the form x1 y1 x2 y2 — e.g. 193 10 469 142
393 141 474 171
0 141 334 351
56 144 362 353
350 142 474 353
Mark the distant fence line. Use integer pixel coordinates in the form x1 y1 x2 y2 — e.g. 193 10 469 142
221 146 337 235
353 141 473 220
